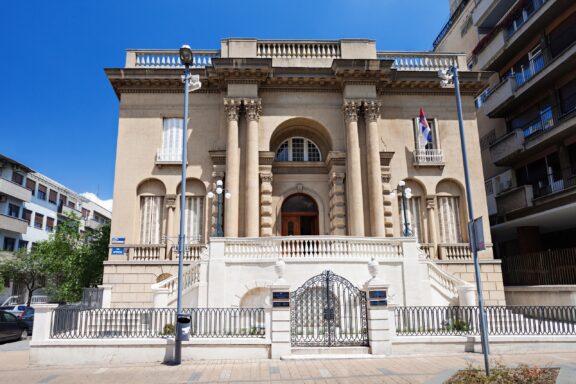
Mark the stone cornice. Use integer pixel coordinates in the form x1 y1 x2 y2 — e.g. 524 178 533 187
259 151 275 166
272 161 327 174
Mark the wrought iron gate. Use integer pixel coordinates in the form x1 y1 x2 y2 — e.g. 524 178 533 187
290 270 368 347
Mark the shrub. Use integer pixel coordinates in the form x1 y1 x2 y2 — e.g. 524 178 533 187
162 323 175 336
446 360 559 384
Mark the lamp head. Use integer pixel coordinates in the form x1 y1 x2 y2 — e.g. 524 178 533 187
188 74 202 92
398 180 405 187
179 45 193 65
389 191 396 198
207 191 214 199
216 180 223 187
216 187 223 195
437 69 452 80
225 192 232 199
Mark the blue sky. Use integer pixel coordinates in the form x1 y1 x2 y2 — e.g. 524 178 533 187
0 0 449 201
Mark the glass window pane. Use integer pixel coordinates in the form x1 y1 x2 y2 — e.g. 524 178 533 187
276 142 289 161
292 138 304 161
307 141 321 161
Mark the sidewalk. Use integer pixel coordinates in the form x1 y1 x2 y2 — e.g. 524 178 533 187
1 349 575 383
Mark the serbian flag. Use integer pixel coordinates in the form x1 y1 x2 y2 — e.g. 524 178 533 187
419 107 432 148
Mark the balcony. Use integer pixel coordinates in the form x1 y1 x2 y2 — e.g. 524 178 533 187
0 178 32 202
495 185 534 215
489 128 523 165
0 214 28 234
84 218 103 230
109 243 207 262
473 0 517 29
58 204 83 218
479 76 515 116
412 149 444 167
490 100 576 165
155 148 182 166
125 49 219 69
473 0 561 71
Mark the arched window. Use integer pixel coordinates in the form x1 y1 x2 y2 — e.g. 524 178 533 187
275 137 321 162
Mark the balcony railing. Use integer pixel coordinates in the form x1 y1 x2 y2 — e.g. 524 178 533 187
514 53 546 88
432 0 472 49
413 149 444 166
0 178 32 202
110 243 207 262
377 52 465 71
533 175 576 198
0 213 28 234
156 148 182 163
438 244 473 260
126 49 220 69
256 41 341 59
222 236 405 260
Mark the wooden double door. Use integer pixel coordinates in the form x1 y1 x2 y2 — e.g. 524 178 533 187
281 194 319 236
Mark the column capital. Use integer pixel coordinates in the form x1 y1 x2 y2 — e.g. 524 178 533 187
381 174 391 184
426 196 436 209
165 194 177 209
342 100 361 123
363 100 381 122
223 98 241 121
260 172 273 184
243 98 262 121
330 172 345 186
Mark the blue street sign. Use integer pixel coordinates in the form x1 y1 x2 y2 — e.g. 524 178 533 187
111 247 125 255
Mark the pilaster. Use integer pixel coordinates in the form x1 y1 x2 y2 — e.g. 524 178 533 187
380 152 394 237
327 151 347 235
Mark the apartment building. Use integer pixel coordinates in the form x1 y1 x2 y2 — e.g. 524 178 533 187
0 153 112 303
434 0 576 293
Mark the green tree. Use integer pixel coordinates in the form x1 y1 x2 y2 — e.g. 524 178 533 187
0 213 111 304
0 249 47 306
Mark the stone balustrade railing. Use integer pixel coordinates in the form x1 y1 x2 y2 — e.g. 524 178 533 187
257 41 341 59
377 51 466 71
152 261 202 305
125 49 220 68
110 244 206 261
223 236 405 260
438 243 473 260
413 149 444 165
427 261 463 298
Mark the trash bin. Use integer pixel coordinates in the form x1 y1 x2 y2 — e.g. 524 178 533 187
176 315 191 341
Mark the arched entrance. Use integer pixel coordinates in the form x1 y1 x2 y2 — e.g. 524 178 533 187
281 193 319 236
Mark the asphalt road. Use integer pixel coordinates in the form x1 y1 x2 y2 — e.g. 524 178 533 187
0 339 29 352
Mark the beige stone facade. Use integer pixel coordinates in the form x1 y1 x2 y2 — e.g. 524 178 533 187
103 38 504 308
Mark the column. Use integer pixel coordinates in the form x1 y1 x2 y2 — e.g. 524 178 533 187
364 101 385 237
426 197 438 259
223 98 241 237
244 99 262 237
343 100 365 236
259 172 274 236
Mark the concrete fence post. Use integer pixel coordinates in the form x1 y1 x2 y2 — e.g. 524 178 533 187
31 303 59 342
270 282 291 359
152 287 170 308
98 284 113 308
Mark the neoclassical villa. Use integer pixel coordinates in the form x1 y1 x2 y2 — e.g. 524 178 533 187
103 38 505 310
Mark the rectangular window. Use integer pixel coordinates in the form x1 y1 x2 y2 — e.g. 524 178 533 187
82 208 90 219
59 195 67 208
3 237 15 252
25 179 36 195
46 217 55 232
48 190 58 204
140 196 163 244
22 209 32 225
18 240 28 250
11 172 24 186
68 200 76 209
185 196 204 243
8 204 20 218
38 184 47 200
34 213 44 229
158 118 184 162
413 117 439 150
437 196 462 243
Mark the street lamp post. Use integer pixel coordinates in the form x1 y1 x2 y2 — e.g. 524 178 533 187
174 44 201 365
390 181 413 237
207 180 231 237
439 65 491 375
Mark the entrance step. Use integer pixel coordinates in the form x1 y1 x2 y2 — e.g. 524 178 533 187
282 347 377 360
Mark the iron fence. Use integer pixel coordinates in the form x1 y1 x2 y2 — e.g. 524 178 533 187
395 306 576 336
51 307 265 339
502 248 576 286
81 288 104 309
